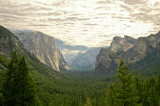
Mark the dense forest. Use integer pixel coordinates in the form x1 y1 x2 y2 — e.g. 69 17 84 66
0 53 160 106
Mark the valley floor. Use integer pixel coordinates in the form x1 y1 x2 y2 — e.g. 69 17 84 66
37 71 113 106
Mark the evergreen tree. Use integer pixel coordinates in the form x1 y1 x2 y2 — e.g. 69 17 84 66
2 52 19 105
156 74 160 105
2 52 40 106
132 70 143 104
142 77 159 106
108 60 139 106
156 74 160 97
106 83 116 106
16 57 40 106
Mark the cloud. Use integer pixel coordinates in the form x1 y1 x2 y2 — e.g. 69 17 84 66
122 0 145 5
84 23 98 26
47 18 64 22
0 0 159 47
96 0 112 4
120 4 132 11
37 12 61 16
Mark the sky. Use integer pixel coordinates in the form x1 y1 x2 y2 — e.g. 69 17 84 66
0 0 160 47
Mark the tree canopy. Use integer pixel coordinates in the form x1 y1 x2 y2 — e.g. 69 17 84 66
2 52 40 106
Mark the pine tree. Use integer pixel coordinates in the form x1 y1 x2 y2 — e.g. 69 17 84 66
156 74 160 97
108 60 139 106
106 83 116 106
2 52 19 105
16 57 40 106
156 74 160 105
142 77 159 106
2 52 40 106
132 70 143 104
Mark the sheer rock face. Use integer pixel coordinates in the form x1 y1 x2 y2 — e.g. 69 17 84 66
109 36 136 52
16 31 70 72
95 32 160 73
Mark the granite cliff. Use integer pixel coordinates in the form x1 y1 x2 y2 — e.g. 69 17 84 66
15 31 70 72
109 35 136 52
95 32 160 73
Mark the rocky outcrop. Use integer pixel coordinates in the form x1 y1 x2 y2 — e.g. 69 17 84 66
109 36 136 52
126 33 160 63
95 32 160 73
15 31 70 72
95 48 123 73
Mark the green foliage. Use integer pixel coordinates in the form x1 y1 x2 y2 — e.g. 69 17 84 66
0 50 160 106
0 55 10 68
36 72 110 106
108 60 139 106
132 72 143 103
142 77 159 106
106 83 116 106
2 52 40 106
1 54 160 106
2 52 19 105
132 49 160 77
85 97 92 106
0 70 5 105
107 60 160 106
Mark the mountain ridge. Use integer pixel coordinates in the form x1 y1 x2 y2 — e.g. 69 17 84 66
0 25 62 78
95 32 160 74
70 48 101 71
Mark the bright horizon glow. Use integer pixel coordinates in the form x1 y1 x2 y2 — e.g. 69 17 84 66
0 0 159 47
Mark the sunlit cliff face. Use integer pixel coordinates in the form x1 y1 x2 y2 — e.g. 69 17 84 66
0 0 159 47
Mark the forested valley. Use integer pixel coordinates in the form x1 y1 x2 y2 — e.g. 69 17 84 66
0 52 160 106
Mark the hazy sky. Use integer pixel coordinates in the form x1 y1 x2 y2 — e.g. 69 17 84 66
0 0 160 47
